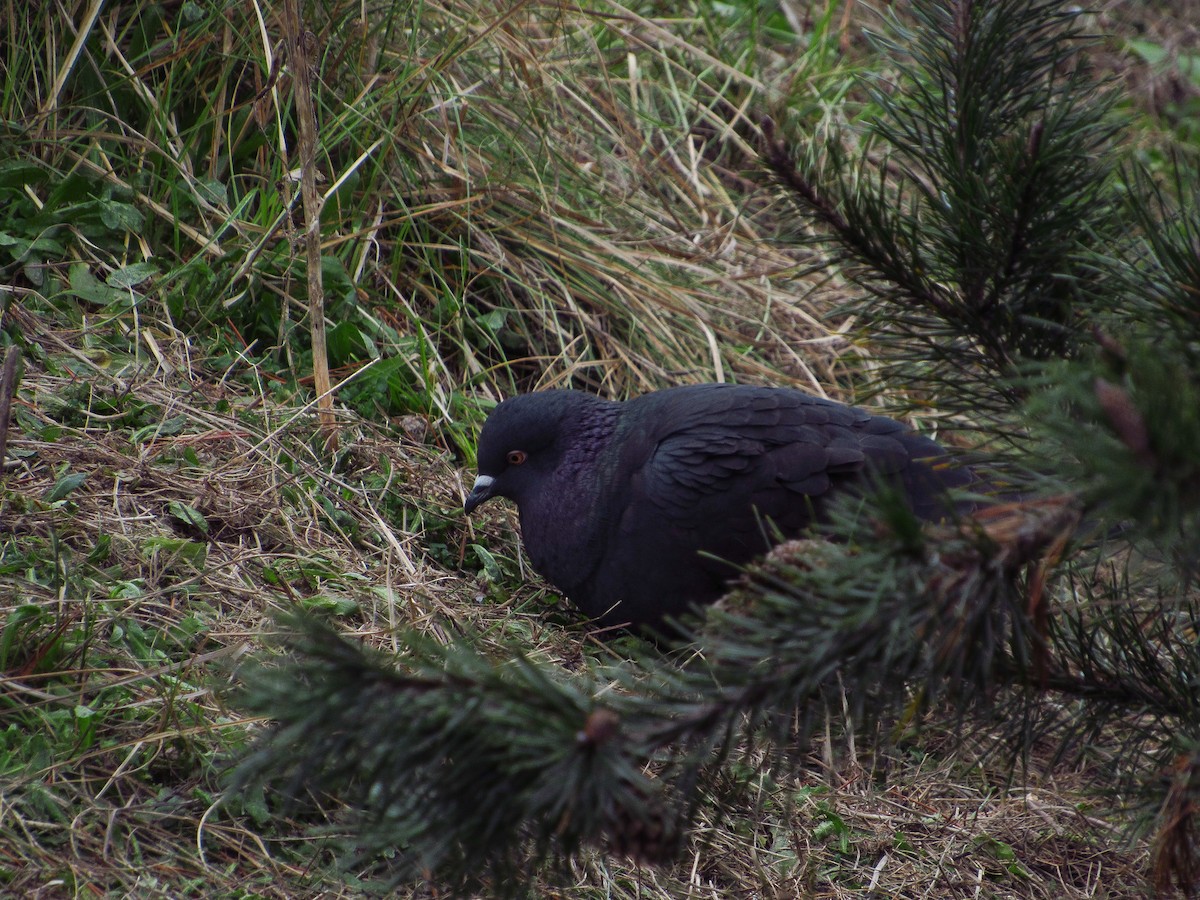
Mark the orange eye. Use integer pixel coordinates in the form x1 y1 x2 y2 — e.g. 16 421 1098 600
506 450 527 466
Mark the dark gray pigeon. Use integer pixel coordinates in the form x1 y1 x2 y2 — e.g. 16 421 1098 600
463 383 977 632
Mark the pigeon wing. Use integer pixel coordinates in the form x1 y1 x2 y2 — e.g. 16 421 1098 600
636 387 870 519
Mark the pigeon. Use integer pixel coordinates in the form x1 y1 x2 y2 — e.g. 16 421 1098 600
463 383 977 632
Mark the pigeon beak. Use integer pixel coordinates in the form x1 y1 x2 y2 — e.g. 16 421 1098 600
463 474 497 514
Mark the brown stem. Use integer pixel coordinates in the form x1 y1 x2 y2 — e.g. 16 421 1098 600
283 0 337 450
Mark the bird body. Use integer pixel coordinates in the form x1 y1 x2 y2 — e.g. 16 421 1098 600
464 383 974 631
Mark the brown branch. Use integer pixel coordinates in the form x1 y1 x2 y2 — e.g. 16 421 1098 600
0 347 20 481
282 0 337 450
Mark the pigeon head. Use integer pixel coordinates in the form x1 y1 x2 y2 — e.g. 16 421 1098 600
463 391 615 514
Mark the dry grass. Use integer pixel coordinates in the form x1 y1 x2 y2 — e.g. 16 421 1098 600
2 0 1195 896
2 311 493 896
0 304 1154 898
684 745 1143 899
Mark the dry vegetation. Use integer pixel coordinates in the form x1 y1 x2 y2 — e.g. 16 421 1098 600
2 0 1197 897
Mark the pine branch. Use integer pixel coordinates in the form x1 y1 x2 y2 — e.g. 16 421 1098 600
231 614 682 892
765 0 1122 413
232 495 1095 888
761 119 960 325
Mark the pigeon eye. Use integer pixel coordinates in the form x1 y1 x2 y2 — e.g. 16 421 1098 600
506 450 527 466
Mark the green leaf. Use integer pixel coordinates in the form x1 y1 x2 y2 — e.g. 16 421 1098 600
327 320 367 367
475 308 509 333
66 263 124 306
471 544 503 581
45 471 88 502
108 581 144 600
194 177 228 205
1126 38 1168 66
142 536 208 567
99 200 144 231
74 705 97 749
46 171 91 206
298 595 360 616
320 253 354 293
167 501 209 534
86 534 112 563
106 261 159 290
239 783 272 826
130 414 188 444
0 230 66 262
0 160 48 190
973 836 1032 879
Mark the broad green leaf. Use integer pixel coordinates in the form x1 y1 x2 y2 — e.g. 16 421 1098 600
168 501 209 534
99 200 144 231
67 263 124 305
45 471 88 501
106 261 159 289
131 415 188 444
